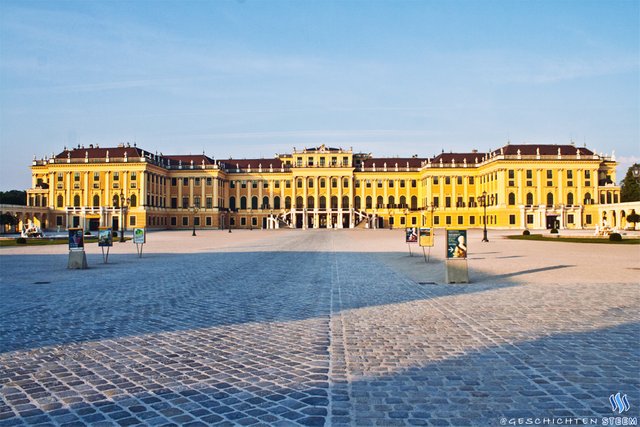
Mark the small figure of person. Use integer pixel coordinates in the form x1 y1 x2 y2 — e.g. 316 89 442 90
453 235 467 258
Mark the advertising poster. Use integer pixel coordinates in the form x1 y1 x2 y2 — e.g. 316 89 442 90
446 229 467 259
405 227 418 243
68 228 84 250
98 228 113 247
419 228 434 247
133 228 146 244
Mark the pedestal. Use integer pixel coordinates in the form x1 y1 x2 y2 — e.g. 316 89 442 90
445 258 468 283
68 250 88 269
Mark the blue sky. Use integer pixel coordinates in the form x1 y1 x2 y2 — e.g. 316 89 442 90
1 0 638 190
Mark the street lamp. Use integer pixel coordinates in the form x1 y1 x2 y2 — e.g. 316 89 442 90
480 191 489 242
191 205 199 236
119 192 130 243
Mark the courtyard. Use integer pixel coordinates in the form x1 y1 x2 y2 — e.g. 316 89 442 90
0 229 638 426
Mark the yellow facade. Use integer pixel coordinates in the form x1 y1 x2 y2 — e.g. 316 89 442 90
27 143 620 231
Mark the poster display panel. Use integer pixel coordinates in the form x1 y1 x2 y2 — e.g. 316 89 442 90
98 228 113 247
419 228 434 247
405 227 418 243
446 229 467 259
68 228 84 250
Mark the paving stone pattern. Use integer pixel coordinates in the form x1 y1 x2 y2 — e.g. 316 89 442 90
0 230 638 426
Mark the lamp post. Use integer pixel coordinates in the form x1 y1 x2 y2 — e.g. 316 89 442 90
481 191 489 242
119 192 130 243
191 205 199 236
404 208 409 229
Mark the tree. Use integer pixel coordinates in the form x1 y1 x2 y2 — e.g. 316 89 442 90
626 211 640 230
620 164 640 202
0 190 27 205
0 212 18 233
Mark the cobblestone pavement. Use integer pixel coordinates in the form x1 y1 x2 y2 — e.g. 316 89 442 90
0 230 638 426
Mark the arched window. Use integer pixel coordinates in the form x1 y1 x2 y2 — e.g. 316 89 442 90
308 196 315 209
547 192 554 206
376 196 383 208
251 196 258 209
73 195 81 207
240 196 247 209
285 196 291 209
526 192 534 205
92 194 100 207
606 192 612 204
342 196 349 209
584 192 591 205
355 196 361 209
388 196 395 207
508 193 516 206
319 196 326 209
130 194 137 207
567 192 574 205
411 196 418 210
113 195 119 208
57 194 64 208
308 178 314 188
366 196 372 209
262 196 269 209
400 195 406 208
296 196 303 208
331 196 338 209
274 196 281 209
229 196 236 210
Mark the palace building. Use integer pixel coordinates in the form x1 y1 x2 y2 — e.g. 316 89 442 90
26 143 620 232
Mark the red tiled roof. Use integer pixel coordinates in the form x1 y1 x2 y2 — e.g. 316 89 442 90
163 154 216 165
492 144 594 156
363 158 425 168
55 146 146 159
430 153 483 164
219 158 284 170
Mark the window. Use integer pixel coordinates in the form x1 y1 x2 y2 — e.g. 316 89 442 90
230 218 235 226
230 181 236 188
170 217 177 226
182 217 189 226
400 180 406 188
73 195 80 207
297 179 303 188
567 193 574 205
546 170 553 186
251 196 258 209
343 156 349 166
252 181 257 189
194 217 200 226
509 215 516 225
343 178 349 188
567 214 574 224
206 177 212 186
57 172 64 182
263 181 268 189
262 196 269 209
434 216 440 225
586 214 592 224
130 216 136 226
93 172 100 181
252 217 257 226
433 177 439 185
319 157 326 167
457 176 462 185
526 170 533 186
584 192 592 205
171 198 177 208
470 216 475 225
389 180 394 188
445 197 451 208
445 216 451 225
57 194 64 208
457 216 463 225
194 197 201 208
182 197 189 208
508 193 516 205
526 193 534 205
433 196 439 208
527 214 534 224
183 178 188 186
286 180 291 188
366 196 372 209
445 177 451 185
331 157 337 166
130 194 137 207
111 172 117 182
274 196 281 209
194 178 201 186
411 180 417 188
309 178 314 188
547 192 554 206
206 217 212 226
206 197 213 208
377 180 382 188
355 180 360 188
366 180 371 188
